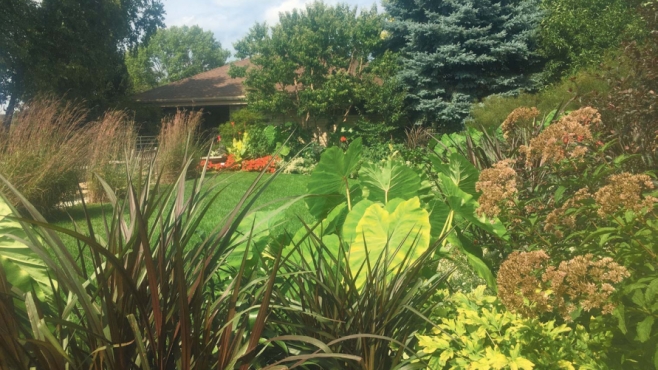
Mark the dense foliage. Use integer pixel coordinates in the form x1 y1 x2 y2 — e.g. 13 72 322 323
539 0 644 80
384 0 545 132
232 2 406 136
126 25 231 92
0 0 165 126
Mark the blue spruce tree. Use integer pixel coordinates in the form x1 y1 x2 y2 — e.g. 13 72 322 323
385 0 544 132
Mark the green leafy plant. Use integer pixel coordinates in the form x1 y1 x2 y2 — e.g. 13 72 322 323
470 105 658 367
0 145 342 369
416 286 610 369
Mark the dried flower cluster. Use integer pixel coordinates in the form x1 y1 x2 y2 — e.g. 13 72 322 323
520 107 599 167
544 188 592 238
544 255 629 320
501 107 540 141
475 159 518 218
593 173 657 217
498 251 629 321
497 251 552 318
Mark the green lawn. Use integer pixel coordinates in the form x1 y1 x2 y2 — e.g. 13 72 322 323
48 172 314 251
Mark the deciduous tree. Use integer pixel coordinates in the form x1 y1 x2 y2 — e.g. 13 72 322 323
0 0 165 129
232 1 403 133
126 25 231 92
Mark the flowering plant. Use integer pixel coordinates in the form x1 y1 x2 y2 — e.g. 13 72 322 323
473 106 658 367
241 155 279 173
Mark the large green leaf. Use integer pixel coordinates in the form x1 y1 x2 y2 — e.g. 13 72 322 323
428 199 452 241
342 199 375 246
359 159 420 204
431 152 480 197
348 197 430 287
0 199 52 300
448 229 497 292
306 138 363 217
439 173 508 240
285 203 348 262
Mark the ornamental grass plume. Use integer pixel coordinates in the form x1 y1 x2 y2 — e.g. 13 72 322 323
0 98 91 211
157 110 203 183
520 107 599 167
498 251 629 321
87 111 138 202
593 172 657 217
475 159 517 218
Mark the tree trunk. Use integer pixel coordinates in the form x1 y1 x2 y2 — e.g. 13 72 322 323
2 93 17 131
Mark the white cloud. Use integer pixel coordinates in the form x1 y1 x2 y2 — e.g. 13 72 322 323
161 0 382 53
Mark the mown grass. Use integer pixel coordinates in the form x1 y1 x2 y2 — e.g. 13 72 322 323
48 172 313 254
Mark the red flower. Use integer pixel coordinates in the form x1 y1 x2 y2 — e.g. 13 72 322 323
217 135 222 142
340 136 347 143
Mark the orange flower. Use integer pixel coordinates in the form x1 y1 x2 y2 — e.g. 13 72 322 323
340 136 347 143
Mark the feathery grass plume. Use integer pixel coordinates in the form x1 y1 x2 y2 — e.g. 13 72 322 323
157 110 203 183
0 98 91 211
86 111 138 202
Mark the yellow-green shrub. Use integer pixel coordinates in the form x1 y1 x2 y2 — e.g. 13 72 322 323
417 286 611 369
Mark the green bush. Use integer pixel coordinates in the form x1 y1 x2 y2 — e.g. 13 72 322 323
416 286 611 369
469 70 610 131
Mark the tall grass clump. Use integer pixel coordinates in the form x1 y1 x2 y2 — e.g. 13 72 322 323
0 98 91 211
157 110 203 183
87 111 138 202
0 148 350 369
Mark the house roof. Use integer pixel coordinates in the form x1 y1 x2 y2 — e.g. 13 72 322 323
134 59 251 107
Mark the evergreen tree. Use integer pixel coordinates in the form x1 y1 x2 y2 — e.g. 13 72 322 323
385 0 544 132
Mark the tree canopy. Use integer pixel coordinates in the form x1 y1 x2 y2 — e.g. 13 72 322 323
539 0 645 80
232 1 404 132
126 25 231 92
0 0 165 128
385 0 545 132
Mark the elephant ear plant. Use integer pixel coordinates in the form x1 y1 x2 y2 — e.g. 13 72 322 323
268 138 508 369
0 148 341 369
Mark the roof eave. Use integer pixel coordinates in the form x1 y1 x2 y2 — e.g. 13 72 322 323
135 96 247 108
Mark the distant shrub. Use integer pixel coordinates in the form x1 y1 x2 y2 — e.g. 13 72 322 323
469 71 610 130
87 111 138 202
0 98 92 211
157 110 203 183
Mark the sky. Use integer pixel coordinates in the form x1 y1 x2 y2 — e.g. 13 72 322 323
162 0 383 56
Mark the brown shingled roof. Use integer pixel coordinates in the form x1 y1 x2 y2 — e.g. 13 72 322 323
134 59 251 107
